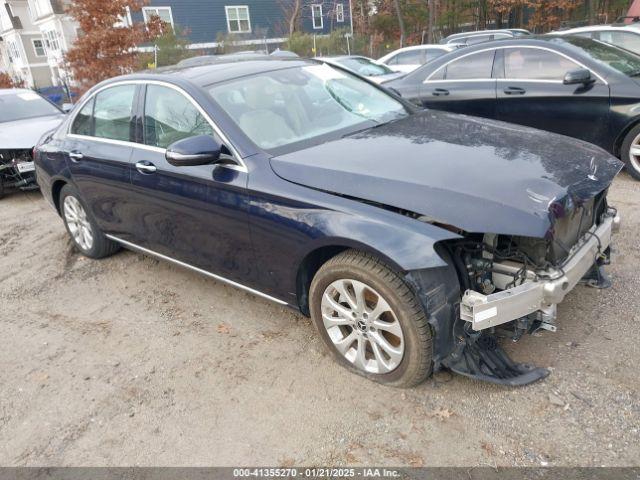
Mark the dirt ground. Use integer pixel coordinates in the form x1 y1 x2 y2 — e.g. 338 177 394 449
0 173 638 467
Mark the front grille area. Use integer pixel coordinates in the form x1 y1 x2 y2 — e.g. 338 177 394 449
0 149 33 165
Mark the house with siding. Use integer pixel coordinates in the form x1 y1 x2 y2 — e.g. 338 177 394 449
135 0 353 49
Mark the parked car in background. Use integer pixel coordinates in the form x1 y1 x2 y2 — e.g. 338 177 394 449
441 29 530 46
377 45 456 73
0 89 66 199
316 56 405 84
176 50 299 69
387 35 640 180
555 23 640 55
35 59 622 387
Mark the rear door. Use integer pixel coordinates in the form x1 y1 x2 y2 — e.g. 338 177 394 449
126 83 255 280
420 49 498 118
495 47 610 147
65 83 138 235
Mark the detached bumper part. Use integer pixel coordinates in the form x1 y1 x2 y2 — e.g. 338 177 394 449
460 210 616 331
444 335 550 386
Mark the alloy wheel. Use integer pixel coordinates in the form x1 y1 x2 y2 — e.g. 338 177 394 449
63 195 94 251
628 132 640 174
321 279 404 374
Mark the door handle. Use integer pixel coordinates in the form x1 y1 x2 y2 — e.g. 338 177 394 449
503 86 526 95
432 88 450 96
68 151 83 162
135 161 157 174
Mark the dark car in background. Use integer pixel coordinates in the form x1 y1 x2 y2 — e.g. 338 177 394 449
387 35 640 180
35 59 622 387
0 89 66 199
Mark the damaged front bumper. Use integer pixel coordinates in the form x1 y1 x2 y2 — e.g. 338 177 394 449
460 208 620 331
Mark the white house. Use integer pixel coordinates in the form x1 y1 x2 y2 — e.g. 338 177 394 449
0 0 51 87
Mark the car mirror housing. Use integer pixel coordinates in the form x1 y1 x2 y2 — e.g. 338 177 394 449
563 68 593 85
165 135 225 167
61 103 74 113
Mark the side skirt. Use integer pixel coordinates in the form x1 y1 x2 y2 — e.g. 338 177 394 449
105 235 289 307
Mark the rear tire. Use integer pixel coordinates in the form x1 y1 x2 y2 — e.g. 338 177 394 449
620 124 640 181
59 184 119 259
309 249 433 388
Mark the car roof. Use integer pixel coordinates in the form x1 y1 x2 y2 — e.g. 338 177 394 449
557 23 640 34
101 59 316 89
444 29 518 40
385 44 453 53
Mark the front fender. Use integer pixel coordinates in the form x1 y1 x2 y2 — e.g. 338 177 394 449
296 210 461 274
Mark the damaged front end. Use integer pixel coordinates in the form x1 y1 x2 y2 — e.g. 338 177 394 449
0 149 38 198
438 190 620 386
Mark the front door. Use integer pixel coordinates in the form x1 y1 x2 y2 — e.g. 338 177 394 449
64 84 137 236
420 49 498 118
496 47 611 148
127 83 255 280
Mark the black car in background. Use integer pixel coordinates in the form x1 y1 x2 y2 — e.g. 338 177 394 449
387 35 640 180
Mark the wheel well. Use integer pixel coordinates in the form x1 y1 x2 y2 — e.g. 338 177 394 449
614 120 640 157
296 245 349 316
51 179 67 215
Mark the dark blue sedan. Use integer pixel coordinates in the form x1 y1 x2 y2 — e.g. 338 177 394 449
35 59 623 387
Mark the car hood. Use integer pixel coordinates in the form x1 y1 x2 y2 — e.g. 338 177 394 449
270 110 623 238
0 114 64 149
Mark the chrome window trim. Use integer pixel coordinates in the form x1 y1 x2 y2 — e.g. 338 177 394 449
424 45 608 85
66 79 248 173
424 78 563 84
105 235 289 306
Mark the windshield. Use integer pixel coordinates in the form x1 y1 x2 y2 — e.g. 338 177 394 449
208 63 408 150
336 57 395 76
561 36 640 76
0 91 61 123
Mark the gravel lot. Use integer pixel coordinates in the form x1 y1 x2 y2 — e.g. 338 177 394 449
0 173 638 467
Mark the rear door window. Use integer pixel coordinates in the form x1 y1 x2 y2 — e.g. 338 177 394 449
93 85 136 142
394 50 425 65
445 50 495 79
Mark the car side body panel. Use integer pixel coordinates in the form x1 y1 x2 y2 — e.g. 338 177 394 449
243 155 461 303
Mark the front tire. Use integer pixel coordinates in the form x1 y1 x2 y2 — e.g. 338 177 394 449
59 184 119 259
620 124 640 181
309 250 433 387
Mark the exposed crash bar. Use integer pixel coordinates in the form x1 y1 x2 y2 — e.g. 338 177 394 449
460 209 617 330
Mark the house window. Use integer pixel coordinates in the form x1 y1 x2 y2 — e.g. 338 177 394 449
32 0 53 19
225 6 251 33
7 40 21 62
32 39 46 57
336 3 344 23
43 29 61 51
142 7 174 29
312 4 323 29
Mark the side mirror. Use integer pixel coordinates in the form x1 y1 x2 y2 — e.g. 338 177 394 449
61 103 74 113
563 68 593 85
166 135 225 167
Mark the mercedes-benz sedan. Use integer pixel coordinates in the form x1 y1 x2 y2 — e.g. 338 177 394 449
35 59 622 387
